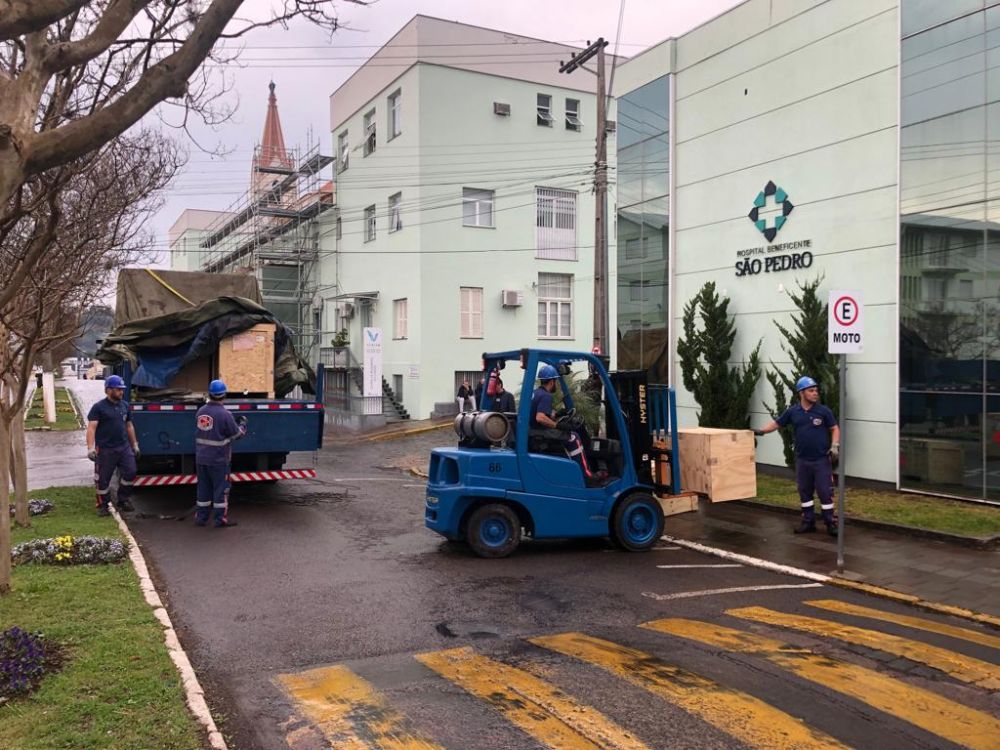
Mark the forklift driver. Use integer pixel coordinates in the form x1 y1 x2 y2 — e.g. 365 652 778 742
530 365 595 481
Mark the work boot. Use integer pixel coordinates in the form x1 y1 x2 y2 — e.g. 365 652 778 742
214 520 238 528
194 519 207 527
117 499 135 512
826 521 838 537
793 519 816 534
96 505 111 517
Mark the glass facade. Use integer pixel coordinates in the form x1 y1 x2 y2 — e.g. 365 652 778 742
899 2 1000 500
616 75 670 382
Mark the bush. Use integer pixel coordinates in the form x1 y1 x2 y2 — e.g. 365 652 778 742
11 535 128 566
8 498 54 517
0 627 63 701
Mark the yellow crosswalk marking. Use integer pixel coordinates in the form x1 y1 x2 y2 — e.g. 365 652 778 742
805 599 1000 651
416 647 649 750
530 632 848 750
644 618 1000 750
277 665 442 749
727 606 1000 690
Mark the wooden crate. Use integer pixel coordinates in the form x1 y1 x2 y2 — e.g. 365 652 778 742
900 437 964 485
657 492 699 516
217 323 275 397
677 427 756 502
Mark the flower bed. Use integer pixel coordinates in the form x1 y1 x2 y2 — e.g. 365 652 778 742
8 498 54 517
0 627 63 702
11 535 128 566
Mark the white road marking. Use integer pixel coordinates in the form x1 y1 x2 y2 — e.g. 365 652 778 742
403 484 426 488
656 564 743 569
331 478 412 482
653 546 682 551
643 583 824 601
661 536 831 583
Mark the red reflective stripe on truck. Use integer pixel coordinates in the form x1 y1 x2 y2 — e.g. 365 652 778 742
133 469 316 486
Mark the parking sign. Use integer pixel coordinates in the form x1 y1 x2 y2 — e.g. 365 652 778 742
828 290 863 353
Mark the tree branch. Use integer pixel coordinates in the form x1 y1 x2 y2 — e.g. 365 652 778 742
0 0 90 41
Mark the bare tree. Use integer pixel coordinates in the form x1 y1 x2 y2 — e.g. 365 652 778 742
0 131 179 593
0 0 365 311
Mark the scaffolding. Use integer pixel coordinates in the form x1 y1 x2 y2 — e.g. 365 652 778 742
199 139 335 358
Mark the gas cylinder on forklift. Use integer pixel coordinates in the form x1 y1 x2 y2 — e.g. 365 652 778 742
424 348 697 558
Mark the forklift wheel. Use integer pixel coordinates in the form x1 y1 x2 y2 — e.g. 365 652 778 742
612 493 664 552
466 503 521 559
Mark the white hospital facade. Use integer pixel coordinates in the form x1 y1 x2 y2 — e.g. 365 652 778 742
171 2 1000 503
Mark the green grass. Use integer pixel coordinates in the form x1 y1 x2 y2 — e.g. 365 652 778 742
1 487 204 750
24 388 81 431
753 474 1000 537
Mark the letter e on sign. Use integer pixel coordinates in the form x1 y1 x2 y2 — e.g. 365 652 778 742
828 290 863 354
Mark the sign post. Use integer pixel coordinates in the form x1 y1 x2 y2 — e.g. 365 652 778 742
362 327 383 416
828 291 863 574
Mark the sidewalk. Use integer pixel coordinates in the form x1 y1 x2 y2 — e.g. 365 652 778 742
666 500 1000 616
24 378 101 490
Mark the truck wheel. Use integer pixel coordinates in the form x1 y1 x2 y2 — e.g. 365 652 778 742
612 493 664 552
466 503 521 558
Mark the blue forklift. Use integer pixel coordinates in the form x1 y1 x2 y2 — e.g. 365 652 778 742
425 348 695 557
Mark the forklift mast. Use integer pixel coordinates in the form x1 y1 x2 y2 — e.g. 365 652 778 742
608 370 654 486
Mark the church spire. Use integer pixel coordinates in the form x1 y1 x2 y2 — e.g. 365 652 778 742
257 80 290 169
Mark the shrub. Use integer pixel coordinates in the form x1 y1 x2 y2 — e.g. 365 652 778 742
0 627 63 701
11 535 128 566
8 498 55 517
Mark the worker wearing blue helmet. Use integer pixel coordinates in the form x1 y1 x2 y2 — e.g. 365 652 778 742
193 379 246 528
86 374 140 516
530 364 596 482
754 375 840 535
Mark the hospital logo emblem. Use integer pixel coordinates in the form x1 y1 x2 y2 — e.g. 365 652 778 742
197 415 214 431
748 181 794 243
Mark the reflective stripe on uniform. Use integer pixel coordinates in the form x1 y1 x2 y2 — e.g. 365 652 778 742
820 503 834 510
196 501 212 507
96 487 110 495
120 479 134 486
196 437 233 447
213 503 227 509
800 501 814 508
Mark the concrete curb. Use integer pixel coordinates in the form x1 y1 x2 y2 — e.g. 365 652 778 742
662 535 1000 630
111 508 228 750
738 499 1000 549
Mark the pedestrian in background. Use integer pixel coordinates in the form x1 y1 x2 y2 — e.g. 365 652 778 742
86 374 139 516
456 379 475 412
754 376 840 535
474 377 485 411
194 379 246 528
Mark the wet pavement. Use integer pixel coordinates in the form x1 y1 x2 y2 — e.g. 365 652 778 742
24 377 103 491
112 430 1000 750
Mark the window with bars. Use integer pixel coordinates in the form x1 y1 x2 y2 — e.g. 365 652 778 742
537 93 554 126
393 298 408 339
364 205 376 242
388 90 401 139
460 287 483 338
565 98 582 131
389 192 402 232
337 131 349 172
463 188 494 228
536 187 577 260
363 109 376 156
537 273 572 338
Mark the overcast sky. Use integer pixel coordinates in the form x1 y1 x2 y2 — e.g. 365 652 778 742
149 0 743 262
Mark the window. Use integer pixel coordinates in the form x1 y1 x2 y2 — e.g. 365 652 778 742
460 287 483 338
537 93 553 126
337 131 349 171
387 90 401 139
624 237 648 260
393 298 408 339
536 187 577 260
364 205 376 242
629 280 651 303
537 273 572 338
462 188 494 228
389 192 402 232
959 279 974 299
363 109 376 156
565 98 582 131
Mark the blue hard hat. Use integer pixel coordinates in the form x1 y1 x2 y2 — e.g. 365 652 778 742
105 375 125 389
795 376 818 392
538 364 559 381
208 379 227 397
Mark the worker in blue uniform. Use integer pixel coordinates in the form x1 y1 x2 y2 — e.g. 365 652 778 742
530 365 594 481
194 379 246 528
754 376 840 535
87 374 139 516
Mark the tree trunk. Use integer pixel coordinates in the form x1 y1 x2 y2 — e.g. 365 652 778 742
11 403 28 527
0 414 12 595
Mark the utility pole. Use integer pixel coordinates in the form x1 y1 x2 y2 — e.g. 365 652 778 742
560 38 610 355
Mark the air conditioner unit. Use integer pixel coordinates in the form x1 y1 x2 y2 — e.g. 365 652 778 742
501 289 523 308
337 301 355 318
605 120 617 133
493 102 511 117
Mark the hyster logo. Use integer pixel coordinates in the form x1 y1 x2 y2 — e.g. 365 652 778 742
748 181 794 243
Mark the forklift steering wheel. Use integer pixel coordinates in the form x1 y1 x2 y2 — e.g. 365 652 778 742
556 408 577 430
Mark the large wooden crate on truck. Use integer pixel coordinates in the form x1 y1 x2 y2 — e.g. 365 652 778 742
217 323 276 397
677 427 756 502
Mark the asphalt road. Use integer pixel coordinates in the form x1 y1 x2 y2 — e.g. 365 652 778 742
125 430 1000 750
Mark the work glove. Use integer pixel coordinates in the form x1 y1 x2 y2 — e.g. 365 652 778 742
752 429 766 437
87 449 97 462
829 442 840 462
132 445 141 460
